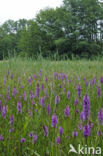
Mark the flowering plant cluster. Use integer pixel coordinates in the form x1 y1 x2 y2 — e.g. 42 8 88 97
0 70 103 155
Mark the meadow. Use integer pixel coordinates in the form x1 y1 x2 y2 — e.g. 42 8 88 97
0 57 103 155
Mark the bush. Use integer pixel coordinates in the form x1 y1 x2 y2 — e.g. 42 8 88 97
76 41 101 58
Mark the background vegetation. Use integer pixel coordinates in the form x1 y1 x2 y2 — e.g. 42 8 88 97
0 0 103 60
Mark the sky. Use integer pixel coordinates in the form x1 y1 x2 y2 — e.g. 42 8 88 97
0 0 63 24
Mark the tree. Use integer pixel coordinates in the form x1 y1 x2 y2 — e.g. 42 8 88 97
63 0 103 56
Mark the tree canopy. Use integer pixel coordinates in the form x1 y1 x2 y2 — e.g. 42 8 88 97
0 0 103 60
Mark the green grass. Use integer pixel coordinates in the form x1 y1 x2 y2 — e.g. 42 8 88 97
0 57 103 78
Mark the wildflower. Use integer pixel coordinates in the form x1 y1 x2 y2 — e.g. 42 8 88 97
10 115 14 125
77 85 81 97
9 128 14 133
40 97 45 107
100 77 103 83
83 124 91 138
12 87 17 97
35 83 40 97
2 105 8 119
97 130 102 136
55 96 60 105
35 109 37 112
98 109 103 125
7 86 10 92
83 94 90 120
28 111 33 117
90 78 96 86
51 114 58 128
45 89 49 99
33 74 37 79
0 135 4 141
45 77 48 82
3 77 6 85
43 125 48 137
39 70 42 77
30 91 35 100
74 98 79 106
11 74 13 79
20 138 26 143
41 84 44 90
6 93 10 100
67 91 70 99
20 85 24 88
29 132 34 138
32 101 35 105
59 127 63 135
72 131 78 137
64 105 70 117
83 77 86 81
63 74 67 80
0 100 2 112
88 120 93 128
23 91 27 101
80 111 84 121
77 76 79 80
78 123 83 130
45 92 49 99
85 81 89 87
47 104 51 115
33 135 38 144
56 136 61 144
75 109 79 114
28 77 32 85
54 72 58 78
97 86 101 97
17 101 22 113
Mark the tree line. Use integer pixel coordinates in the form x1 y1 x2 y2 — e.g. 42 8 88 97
0 0 103 60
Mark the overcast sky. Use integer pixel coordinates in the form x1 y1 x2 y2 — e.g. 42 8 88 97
0 0 63 24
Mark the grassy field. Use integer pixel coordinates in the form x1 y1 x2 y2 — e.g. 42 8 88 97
0 58 103 155
0 57 103 78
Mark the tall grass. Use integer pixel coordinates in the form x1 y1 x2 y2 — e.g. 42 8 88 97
0 56 103 78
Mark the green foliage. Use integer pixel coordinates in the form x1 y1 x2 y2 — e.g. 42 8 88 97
75 41 101 58
0 0 103 59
